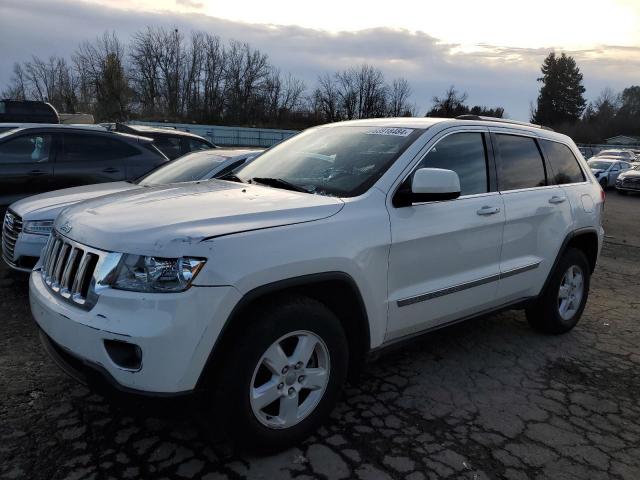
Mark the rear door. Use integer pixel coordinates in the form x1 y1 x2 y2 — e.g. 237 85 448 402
53 133 131 189
0 131 55 205
492 130 573 302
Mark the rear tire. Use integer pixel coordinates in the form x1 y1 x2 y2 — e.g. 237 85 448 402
526 248 590 334
211 295 348 452
599 177 608 189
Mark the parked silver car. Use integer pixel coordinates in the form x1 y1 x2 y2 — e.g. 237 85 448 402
2 148 262 271
587 158 633 188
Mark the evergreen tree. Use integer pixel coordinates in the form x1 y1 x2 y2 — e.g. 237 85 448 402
532 52 586 127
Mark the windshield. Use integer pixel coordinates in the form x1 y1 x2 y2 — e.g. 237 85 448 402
235 126 423 197
588 161 613 170
137 151 227 185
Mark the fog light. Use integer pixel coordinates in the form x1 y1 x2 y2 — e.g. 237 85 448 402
104 339 142 370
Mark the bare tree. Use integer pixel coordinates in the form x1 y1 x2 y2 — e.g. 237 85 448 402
223 41 270 124
202 33 225 121
312 73 340 122
129 27 163 117
74 31 130 120
388 78 413 117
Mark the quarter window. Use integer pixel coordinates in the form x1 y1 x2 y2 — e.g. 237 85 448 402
0 134 52 163
416 132 489 196
496 134 546 190
540 140 585 184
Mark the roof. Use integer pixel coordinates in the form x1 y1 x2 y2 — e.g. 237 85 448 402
116 123 211 142
0 123 154 143
0 122 106 131
323 116 571 143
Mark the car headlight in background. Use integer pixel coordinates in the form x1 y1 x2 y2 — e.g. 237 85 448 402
23 220 54 235
110 254 206 292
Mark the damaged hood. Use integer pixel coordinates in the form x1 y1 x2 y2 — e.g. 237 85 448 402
55 180 344 257
11 182 139 220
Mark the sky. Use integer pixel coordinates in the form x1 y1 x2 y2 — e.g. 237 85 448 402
1 0 639 120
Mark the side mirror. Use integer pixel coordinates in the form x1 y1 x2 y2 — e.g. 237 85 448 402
394 168 461 207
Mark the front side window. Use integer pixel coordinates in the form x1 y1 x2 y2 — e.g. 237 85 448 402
415 132 489 196
236 126 423 197
540 140 585 185
0 134 52 163
496 134 546 191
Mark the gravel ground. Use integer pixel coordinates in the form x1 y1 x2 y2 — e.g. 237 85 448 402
1 192 639 480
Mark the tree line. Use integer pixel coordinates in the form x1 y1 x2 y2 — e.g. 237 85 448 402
531 52 640 143
5 27 635 143
2 29 421 129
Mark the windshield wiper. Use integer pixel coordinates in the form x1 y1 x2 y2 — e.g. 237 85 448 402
251 177 311 193
218 172 244 183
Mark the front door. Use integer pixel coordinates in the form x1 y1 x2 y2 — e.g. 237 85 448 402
0 132 55 206
386 130 505 341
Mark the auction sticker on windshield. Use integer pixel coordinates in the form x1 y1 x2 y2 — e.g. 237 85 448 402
366 127 414 136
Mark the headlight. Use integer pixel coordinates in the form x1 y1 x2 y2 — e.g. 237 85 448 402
110 254 206 292
23 220 54 235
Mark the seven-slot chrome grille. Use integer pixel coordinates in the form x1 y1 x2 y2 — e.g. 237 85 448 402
40 231 102 309
2 210 22 263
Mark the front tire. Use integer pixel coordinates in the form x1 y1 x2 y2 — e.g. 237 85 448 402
215 295 348 451
599 177 608 189
526 248 590 334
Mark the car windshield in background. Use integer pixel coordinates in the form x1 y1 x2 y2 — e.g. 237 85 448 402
137 151 226 185
588 161 613 170
235 126 423 197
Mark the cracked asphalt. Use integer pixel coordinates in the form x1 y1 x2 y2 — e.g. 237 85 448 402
1 192 640 480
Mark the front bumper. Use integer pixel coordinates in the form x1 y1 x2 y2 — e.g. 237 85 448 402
615 182 640 192
30 270 241 393
2 231 47 272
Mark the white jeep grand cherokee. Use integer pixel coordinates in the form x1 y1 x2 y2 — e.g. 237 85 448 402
29 117 604 450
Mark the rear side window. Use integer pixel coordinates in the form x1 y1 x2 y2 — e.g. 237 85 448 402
183 138 212 153
62 134 139 162
496 134 546 190
540 140 585 184
416 132 489 196
152 136 182 159
0 134 52 163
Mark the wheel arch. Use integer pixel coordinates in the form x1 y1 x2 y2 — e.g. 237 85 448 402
195 272 371 389
540 227 599 296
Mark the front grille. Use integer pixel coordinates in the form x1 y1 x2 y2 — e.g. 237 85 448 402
40 232 101 309
622 177 640 186
2 210 23 262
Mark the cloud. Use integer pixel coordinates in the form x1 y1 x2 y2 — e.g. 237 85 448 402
1 0 638 120
174 0 203 9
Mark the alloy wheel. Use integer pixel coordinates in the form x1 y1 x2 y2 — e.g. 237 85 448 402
249 330 330 429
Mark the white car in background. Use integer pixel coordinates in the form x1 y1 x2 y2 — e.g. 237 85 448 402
591 149 637 162
2 149 261 271
587 158 633 189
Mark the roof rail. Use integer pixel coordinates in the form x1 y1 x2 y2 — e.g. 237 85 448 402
455 115 554 132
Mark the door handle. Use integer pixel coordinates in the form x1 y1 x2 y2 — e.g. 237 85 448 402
549 196 567 204
476 206 501 216
103 167 119 174
29 169 47 176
